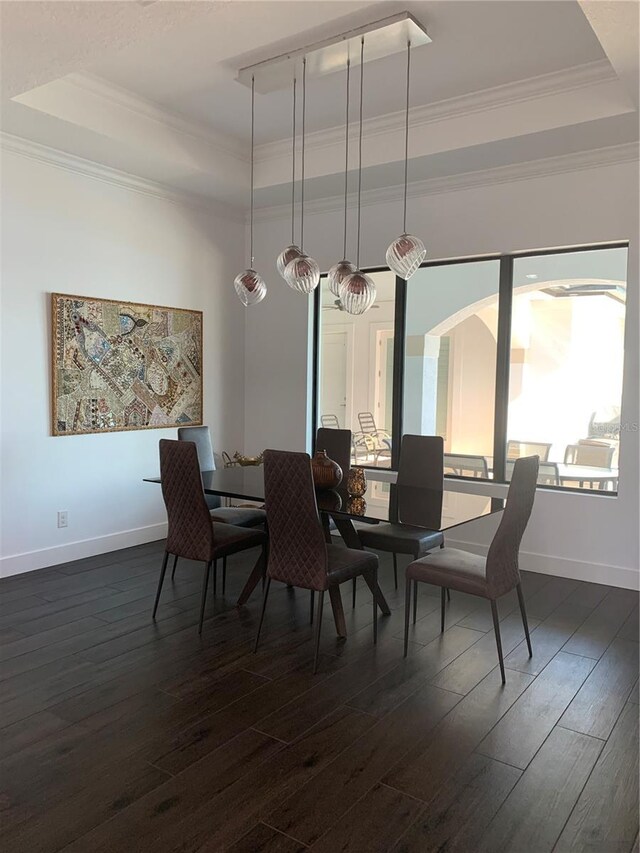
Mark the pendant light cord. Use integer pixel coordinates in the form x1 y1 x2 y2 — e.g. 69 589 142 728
342 59 351 261
356 37 364 268
402 40 411 235
250 74 255 267
300 57 307 251
291 77 296 245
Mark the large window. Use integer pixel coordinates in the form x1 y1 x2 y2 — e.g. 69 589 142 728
404 260 500 478
314 243 628 492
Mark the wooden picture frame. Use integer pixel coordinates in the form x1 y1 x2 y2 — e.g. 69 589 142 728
51 292 203 436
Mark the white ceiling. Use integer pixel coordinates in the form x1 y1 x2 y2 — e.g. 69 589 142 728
1 0 638 210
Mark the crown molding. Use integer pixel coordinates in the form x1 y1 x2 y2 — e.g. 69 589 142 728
0 132 244 222
67 72 249 164
254 141 639 221
255 59 620 163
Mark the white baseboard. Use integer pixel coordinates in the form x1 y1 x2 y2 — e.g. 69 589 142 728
446 538 640 591
0 522 168 578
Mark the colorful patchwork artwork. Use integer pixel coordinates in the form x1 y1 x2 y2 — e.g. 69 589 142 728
51 293 202 436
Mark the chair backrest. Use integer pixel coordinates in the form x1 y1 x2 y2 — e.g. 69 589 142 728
486 455 539 597
159 439 213 562
316 428 352 481
507 440 551 462
507 459 558 486
565 442 615 468
177 426 215 470
394 435 443 527
320 414 340 429
398 435 444 488
177 425 221 510
358 412 377 435
263 450 328 591
444 453 489 478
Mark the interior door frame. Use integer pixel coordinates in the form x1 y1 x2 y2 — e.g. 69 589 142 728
320 322 355 432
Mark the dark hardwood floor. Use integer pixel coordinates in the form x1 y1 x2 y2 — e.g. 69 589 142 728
0 540 638 852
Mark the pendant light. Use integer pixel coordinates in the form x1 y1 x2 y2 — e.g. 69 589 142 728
234 75 267 307
284 57 321 294
276 77 303 279
385 40 426 280
328 58 356 298
339 38 376 315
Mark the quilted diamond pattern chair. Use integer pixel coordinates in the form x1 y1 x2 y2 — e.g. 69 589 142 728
254 449 379 673
176 426 266 591
154 439 267 634
404 455 539 683
357 435 445 600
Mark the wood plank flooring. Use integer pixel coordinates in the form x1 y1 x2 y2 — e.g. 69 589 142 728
0 540 637 853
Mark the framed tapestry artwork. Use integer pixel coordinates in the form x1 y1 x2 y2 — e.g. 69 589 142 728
51 293 203 436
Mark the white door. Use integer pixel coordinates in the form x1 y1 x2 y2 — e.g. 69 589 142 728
321 331 348 428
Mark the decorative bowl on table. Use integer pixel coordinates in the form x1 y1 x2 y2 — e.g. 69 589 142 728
222 451 264 467
311 450 343 490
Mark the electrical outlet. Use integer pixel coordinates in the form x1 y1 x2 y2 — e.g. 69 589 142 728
57 511 68 528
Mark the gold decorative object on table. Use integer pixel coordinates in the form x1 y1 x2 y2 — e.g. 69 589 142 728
222 451 264 467
346 495 367 516
311 450 343 490
346 466 367 497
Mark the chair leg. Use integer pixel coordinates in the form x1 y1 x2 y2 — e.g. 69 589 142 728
441 586 447 632
171 554 179 580
310 590 315 625
222 557 227 595
393 553 398 589
213 559 217 596
412 580 418 624
352 577 357 609
404 576 412 657
152 551 169 619
198 561 212 635
371 568 378 645
313 591 325 674
254 577 271 653
491 600 506 684
516 583 533 657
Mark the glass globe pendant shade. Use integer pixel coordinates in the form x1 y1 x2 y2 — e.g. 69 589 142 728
328 259 356 297
284 253 320 294
234 269 267 306
386 233 426 281
339 270 377 315
277 244 303 279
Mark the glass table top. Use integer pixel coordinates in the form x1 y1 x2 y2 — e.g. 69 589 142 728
144 466 503 532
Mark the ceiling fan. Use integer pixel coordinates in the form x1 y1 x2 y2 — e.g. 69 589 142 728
323 298 379 312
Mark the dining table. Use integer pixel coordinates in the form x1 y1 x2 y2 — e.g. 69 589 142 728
144 465 503 637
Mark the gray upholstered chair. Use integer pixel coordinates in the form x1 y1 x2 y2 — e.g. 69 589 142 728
154 440 267 634
176 426 266 591
255 450 378 673
357 435 445 592
404 455 539 683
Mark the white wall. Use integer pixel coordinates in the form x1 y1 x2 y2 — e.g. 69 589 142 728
246 159 640 589
0 149 246 576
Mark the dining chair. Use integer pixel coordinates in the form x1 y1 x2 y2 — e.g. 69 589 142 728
444 453 489 478
176 426 266 591
316 427 351 480
254 449 379 673
154 439 267 633
507 459 559 486
357 435 445 596
404 455 539 683
564 441 615 468
507 439 551 461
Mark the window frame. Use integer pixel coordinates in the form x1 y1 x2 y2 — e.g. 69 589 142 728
313 241 629 495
